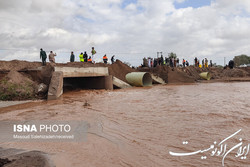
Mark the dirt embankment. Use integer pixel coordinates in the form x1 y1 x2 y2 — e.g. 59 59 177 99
1 59 250 100
0 60 54 100
0 59 136 100
138 65 196 84
108 60 137 82
138 65 250 83
180 66 250 80
0 60 41 71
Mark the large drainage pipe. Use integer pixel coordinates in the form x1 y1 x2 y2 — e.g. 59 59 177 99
125 72 152 87
199 72 211 80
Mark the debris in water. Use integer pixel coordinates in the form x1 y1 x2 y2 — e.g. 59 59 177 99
83 100 90 107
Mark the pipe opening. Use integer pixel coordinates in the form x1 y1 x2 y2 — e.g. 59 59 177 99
199 72 211 80
126 72 152 87
142 73 153 86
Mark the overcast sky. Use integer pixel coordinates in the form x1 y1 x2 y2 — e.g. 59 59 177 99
0 0 250 66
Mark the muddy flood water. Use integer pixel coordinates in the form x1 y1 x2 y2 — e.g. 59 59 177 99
0 82 250 167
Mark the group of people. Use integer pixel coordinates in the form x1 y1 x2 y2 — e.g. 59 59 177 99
40 47 116 66
143 55 167 68
40 48 57 66
70 47 96 63
102 55 115 64
167 58 189 67
141 55 217 69
194 57 213 68
142 56 190 68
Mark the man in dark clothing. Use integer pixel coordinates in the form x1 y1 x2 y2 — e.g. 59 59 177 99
70 51 75 62
160 55 164 66
194 57 198 67
170 58 173 67
154 59 157 67
229 60 234 69
182 59 186 67
40 48 47 66
111 55 115 64
83 51 88 62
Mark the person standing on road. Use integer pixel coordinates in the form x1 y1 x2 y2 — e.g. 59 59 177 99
148 58 151 68
176 58 179 67
205 58 208 68
174 58 177 67
103 54 108 64
79 52 84 62
49 51 56 63
229 60 234 69
160 55 164 66
182 59 186 67
111 55 115 64
91 47 96 63
194 57 198 67
70 51 75 62
40 48 47 66
83 51 88 62
88 56 92 63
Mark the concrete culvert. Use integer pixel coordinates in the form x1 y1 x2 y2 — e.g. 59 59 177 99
125 72 152 87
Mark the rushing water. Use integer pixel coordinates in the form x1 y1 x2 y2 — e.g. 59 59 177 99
0 82 250 167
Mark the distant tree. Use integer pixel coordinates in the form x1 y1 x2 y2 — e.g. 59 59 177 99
233 54 250 66
168 52 177 59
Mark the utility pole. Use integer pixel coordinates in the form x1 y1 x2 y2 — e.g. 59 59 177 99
224 57 226 66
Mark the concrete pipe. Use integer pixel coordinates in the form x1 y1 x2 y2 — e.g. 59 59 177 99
125 72 152 87
199 72 211 80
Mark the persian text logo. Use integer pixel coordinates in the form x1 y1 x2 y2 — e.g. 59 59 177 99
169 129 249 166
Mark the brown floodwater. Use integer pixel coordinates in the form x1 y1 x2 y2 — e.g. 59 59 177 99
0 82 250 167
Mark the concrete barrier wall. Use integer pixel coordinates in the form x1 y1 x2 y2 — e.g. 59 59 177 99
55 67 109 78
47 71 63 100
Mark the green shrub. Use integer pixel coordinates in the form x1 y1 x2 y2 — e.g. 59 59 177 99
0 79 35 101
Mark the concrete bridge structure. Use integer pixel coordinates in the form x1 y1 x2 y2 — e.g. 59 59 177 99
47 66 129 100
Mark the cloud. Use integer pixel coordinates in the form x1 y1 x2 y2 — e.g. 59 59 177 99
0 0 250 66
